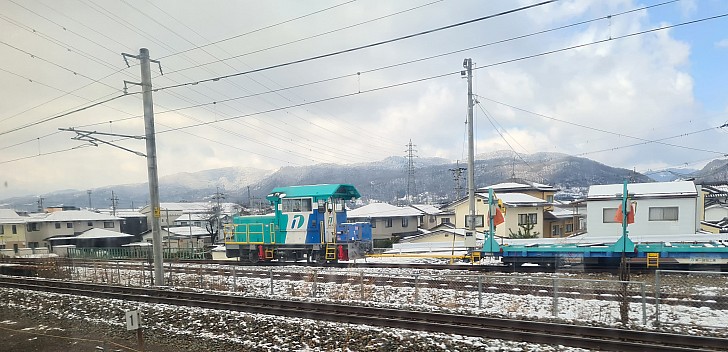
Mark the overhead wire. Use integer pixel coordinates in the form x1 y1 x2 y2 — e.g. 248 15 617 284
5 3 727 167
475 101 532 169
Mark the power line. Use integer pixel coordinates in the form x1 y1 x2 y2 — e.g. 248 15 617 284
153 1 557 91
475 102 532 169
157 0 359 59
164 0 445 75
476 95 728 155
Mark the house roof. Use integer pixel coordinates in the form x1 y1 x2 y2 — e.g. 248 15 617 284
0 209 25 223
174 213 209 222
544 206 575 220
495 193 548 206
587 181 697 200
155 202 238 213
348 202 422 218
33 210 122 222
409 204 442 215
49 228 133 240
399 227 485 243
164 226 210 237
479 180 558 193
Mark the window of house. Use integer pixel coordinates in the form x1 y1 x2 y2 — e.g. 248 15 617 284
370 219 376 228
26 223 39 232
282 198 312 213
55 222 61 229
29 242 38 248
552 224 560 236
649 207 679 221
194 221 201 227
603 208 618 223
546 195 554 203
518 213 537 225
429 215 435 223
441 218 451 224
66 223 73 228
180 221 188 226
0 226 3 235
565 223 574 233
87 221 93 226
11 225 17 234
385 218 392 228
0 245 4 250
402 218 409 227
103 221 114 228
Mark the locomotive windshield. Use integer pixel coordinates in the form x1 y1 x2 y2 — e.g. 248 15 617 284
281 198 312 213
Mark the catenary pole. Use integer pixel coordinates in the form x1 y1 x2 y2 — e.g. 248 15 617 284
465 58 475 234
140 48 164 286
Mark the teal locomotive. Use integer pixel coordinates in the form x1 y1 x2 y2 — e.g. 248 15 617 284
224 184 372 264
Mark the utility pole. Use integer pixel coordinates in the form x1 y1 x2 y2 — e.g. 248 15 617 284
449 160 467 199
247 186 252 208
37 196 45 213
122 48 165 286
462 58 476 235
110 190 119 216
405 139 417 204
87 190 93 209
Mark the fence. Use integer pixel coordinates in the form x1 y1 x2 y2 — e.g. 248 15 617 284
655 270 728 329
36 260 650 326
67 247 207 260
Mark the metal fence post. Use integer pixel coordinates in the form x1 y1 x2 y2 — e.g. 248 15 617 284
311 269 317 298
414 275 419 304
232 267 237 291
552 277 559 317
359 271 364 301
269 268 274 296
478 275 483 309
641 282 647 326
655 270 661 327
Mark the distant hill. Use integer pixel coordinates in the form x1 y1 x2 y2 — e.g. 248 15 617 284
645 168 698 182
693 159 728 184
0 152 659 211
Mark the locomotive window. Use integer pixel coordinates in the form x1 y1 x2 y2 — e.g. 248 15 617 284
282 198 312 212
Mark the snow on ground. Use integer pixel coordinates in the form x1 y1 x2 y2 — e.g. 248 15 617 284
2 257 727 350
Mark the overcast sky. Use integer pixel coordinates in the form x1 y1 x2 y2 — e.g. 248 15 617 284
1 0 727 198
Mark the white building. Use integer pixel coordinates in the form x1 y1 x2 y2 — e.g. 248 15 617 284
586 181 701 237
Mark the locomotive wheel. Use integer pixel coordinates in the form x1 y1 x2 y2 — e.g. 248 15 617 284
314 251 326 265
248 250 260 264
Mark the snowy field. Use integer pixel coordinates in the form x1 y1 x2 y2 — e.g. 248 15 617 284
1 258 726 350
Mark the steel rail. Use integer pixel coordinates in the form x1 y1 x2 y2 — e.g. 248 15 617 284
0 276 724 351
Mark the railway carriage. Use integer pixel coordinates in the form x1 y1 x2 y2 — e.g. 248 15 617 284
224 184 372 264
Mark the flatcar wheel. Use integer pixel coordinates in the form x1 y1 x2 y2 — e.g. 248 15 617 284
248 250 260 264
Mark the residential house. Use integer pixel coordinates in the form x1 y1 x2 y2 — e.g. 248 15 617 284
394 223 484 253
142 226 210 249
409 204 454 230
0 209 27 252
24 210 123 248
347 202 422 247
586 180 701 237
139 202 240 228
98 209 148 236
543 200 586 237
443 180 559 238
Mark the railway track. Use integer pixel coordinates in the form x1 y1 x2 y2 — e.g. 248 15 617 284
0 276 723 351
4 258 724 309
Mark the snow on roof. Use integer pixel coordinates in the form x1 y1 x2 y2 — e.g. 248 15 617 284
34 210 122 222
174 213 209 222
0 209 25 223
153 202 240 213
588 181 697 199
164 226 210 237
496 193 547 205
545 206 574 219
348 203 422 218
409 204 441 215
122 242 153 247
479 181 557 192
49 228 133 240
97 209 144 217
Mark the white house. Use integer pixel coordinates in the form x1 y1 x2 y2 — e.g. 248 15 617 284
586 181 701 237
347 203 422 246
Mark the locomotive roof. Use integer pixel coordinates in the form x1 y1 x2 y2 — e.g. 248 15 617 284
266 184 361 201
